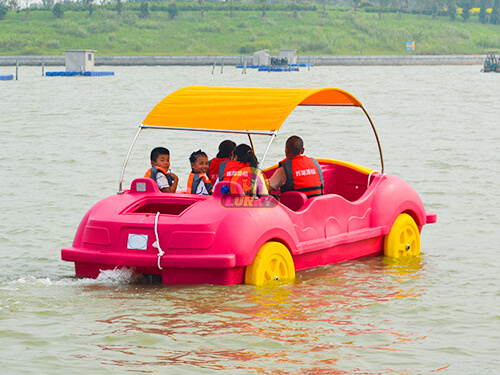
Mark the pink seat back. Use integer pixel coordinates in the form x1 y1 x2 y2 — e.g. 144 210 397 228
130 178 160 193
280 191 308 211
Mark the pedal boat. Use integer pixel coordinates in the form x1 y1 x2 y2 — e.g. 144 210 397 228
61 86 436 286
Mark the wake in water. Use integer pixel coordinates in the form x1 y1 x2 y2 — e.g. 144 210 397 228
2 267 141 289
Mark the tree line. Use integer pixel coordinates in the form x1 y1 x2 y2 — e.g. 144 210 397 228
0 0 499 25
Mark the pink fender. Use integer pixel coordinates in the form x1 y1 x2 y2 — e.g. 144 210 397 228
371 174 427 231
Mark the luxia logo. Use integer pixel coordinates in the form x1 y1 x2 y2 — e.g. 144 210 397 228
221 195 278 208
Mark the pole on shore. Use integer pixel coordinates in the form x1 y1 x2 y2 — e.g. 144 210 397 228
16 60 18 80
221 57 224 74
242 57 247 74
42 58 45 76
211 58 216 74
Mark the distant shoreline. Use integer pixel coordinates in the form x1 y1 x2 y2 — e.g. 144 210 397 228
0 55 484 66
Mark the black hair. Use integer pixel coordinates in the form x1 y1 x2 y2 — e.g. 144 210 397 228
233 144 258 168
189 149 208 164
216 140 236 158
150 147 170 162
286 136 304 156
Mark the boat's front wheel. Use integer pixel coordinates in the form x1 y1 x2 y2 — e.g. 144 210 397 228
245 241 295 286
384 213 421 258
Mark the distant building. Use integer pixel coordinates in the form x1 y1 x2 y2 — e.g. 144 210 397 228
253 50 270 66
65 50 95 72
278 49 297 65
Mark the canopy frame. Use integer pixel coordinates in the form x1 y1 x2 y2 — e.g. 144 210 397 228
118 87 384 194
118 126 279 193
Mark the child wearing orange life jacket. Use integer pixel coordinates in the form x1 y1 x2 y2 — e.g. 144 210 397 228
208 140 236 185
218 144 268 196
187 150 213 195
144 147 179 193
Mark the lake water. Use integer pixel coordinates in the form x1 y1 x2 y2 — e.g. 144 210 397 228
0 64 498 374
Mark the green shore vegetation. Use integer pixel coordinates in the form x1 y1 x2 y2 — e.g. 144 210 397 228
0 0 499 56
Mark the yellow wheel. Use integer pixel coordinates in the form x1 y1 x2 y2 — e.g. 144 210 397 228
245 242 295 286
384 213 421 258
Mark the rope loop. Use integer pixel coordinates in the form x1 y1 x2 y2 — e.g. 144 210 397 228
153 212 164 270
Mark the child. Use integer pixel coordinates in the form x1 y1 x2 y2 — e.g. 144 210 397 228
218 144 268 196
145 147 179 193
187 150 212 195
208 140 236 185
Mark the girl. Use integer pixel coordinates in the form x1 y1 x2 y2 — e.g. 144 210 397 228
187 150 212 195
218 144 268 196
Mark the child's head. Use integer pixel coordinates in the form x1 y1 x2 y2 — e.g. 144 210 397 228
233 144 258 168
189 150 209 174
216 140 236 159
150 147 170 170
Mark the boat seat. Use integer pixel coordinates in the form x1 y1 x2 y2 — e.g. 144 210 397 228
130 178 160 193
213 181 245 196
280 191 308 211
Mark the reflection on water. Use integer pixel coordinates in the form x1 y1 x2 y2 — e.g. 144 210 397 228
73 257 432 374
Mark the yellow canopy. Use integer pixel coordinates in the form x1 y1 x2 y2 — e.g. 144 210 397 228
142 86 363 134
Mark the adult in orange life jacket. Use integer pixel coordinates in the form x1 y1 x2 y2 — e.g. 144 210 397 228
268 136 324 198
208 140 236 186
187 150 212 195
145 147 179 193
218 144 268 196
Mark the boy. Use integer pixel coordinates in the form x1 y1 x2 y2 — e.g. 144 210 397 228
145 147 179 193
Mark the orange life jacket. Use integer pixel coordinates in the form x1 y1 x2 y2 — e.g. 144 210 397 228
208 157 228 186
219 160 254 195
144 166 174 185
187 172 213 195
279 155 324 198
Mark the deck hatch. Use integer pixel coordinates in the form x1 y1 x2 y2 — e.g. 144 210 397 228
126 197 202 216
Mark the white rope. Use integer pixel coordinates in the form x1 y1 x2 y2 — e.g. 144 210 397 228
152 212 164 270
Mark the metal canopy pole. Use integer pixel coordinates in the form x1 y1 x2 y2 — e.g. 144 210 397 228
247 134 255 154
360 106 384 174
140 125 274 136
259 131 278 168
118 126 143 194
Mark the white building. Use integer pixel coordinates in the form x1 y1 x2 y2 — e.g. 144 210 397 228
252 50 270 66
65 50 95 72
278 49 297 65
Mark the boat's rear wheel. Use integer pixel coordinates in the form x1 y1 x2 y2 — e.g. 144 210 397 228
384 213 421 258
245 241 295 286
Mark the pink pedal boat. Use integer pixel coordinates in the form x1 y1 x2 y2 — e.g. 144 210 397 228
61 86 436 286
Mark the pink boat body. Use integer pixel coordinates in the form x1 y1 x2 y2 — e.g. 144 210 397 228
61 160 436 285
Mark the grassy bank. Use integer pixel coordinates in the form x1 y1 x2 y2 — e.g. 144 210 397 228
1 5 499 56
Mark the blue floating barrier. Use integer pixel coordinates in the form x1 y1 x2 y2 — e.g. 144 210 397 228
45 70 114 77
0 74 14 80
236 65 259 69
84 71 114 76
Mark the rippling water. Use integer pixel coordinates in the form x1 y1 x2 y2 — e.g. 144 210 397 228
1 65 498 374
